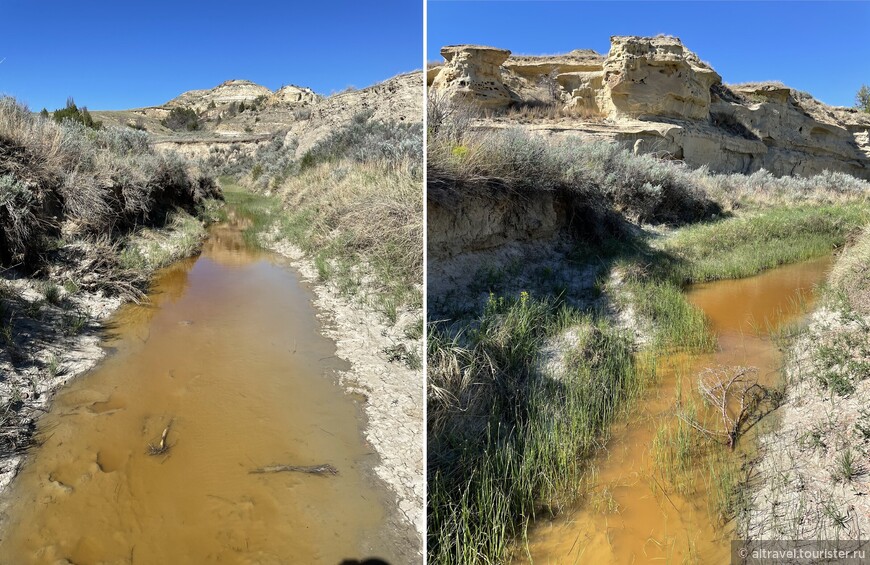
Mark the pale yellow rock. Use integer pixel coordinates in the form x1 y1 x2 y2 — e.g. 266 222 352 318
558 71 605 112
434 35 870 180
426 65 442 86
600 35 721 120
430 45 513 108
270 85 320 105
167 79 273 112
504 49 604 80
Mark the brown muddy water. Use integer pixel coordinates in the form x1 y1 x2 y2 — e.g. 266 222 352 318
518 257 832 564
0 220 407 564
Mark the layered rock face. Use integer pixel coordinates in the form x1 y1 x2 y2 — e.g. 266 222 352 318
167 80 273 111
429 35 870 180
272 84 320 105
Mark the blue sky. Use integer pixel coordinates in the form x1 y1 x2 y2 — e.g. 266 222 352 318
428 1 870 107
0 0 423 111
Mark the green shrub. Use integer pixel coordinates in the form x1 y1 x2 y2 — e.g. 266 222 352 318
161 106 201 131
52 97 102 129
857 85 870 113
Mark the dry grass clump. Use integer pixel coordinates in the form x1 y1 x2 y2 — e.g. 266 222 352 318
0 97 220 270
830 226 870 316
501 101 607 122
277 157 422 304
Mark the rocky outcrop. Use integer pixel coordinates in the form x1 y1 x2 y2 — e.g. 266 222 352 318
95 70 421 159
271 85 320 105
284 71 423 156
429 36 870 180
430 45 513 108
600 36 721 120
167 80 273 112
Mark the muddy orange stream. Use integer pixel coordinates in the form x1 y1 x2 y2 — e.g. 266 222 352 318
0 221 405 564
518 257 832 564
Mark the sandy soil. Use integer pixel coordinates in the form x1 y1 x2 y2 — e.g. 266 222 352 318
266 238 425 556
746 306 870 542
0 283 122 495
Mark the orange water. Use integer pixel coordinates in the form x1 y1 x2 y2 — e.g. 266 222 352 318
518 257 832 564
0 220 409 564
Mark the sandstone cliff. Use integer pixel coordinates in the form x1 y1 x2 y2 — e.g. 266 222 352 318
430 35 870 180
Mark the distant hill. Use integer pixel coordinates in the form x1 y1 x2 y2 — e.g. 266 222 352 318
92 71 422 159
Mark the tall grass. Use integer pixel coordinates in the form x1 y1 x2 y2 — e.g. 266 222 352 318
657 204 869 284
428 294 646 564
224 113 424 319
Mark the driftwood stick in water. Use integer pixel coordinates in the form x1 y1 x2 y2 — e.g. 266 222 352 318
147 420 173 456
250 464 338 476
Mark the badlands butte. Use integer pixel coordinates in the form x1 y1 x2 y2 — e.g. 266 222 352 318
426 35 870 564
95 71 421 159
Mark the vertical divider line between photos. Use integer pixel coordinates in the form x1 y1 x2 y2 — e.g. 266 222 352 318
421 0 429 554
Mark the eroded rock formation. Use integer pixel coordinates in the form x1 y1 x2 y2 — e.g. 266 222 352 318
601 36 721 120
97 71 422 162
167 79 273 112
431 45 513 108
429 35 870 180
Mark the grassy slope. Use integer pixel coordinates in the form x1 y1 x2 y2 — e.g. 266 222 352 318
213 113 423 331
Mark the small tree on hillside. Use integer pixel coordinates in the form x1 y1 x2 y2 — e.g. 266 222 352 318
52 98 102 129
161 107 201 131
857 85 870 113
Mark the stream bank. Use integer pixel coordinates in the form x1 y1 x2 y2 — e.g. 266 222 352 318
0 212 213 495
519 256 832 563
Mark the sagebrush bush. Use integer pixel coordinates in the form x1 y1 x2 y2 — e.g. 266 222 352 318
0 97 220 268
429 128 719 225
299 111 423 174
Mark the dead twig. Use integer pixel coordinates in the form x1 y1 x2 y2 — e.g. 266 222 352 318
147 420 173 456
680 366 781 449
249 463 338 476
